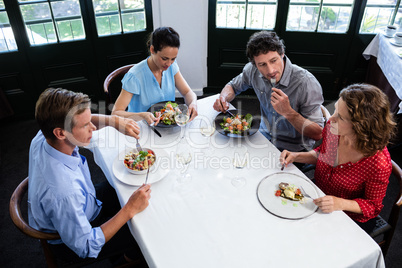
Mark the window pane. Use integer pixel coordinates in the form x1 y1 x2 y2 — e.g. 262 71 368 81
216 3 246 28
216 1 277 29
360 7 394 33
51 0 82 18
246 3 277 29
288 0 353 33
96 14 121 36
20 3 52 21
0 26 18 53
92 0 146 36
286 5 319 31
19 1 86 45
122 11 145 32
360 0 400 34
0 1 18 53
121 0 144 10
26 23 57 45
56 19 85 41
317 5 352 32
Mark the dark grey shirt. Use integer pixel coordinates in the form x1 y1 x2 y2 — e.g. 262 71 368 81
229 56 324 151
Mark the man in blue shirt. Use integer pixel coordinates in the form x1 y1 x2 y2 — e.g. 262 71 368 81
28 88 151 265
214 31 325 152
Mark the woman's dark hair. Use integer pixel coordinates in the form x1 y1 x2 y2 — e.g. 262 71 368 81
339 83 396 156
147 27 180 52
246 31 285 65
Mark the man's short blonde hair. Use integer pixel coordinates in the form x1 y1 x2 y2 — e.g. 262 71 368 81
35 88 91 140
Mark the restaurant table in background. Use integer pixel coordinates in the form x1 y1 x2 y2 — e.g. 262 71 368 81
363 33 402 114
88 95 385 268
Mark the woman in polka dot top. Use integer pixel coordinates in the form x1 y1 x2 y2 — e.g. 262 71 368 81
280 83 396 222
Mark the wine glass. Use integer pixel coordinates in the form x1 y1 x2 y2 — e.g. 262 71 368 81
175 141 192 183
199 116 215 156
174 104 190 139
231 145 248 188
174 104 192 182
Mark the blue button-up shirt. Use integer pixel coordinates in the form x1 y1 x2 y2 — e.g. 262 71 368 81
229 56 324 151
122 58 179 112
28 131 104 258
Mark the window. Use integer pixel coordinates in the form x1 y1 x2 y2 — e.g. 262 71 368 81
360 0 402 34
92 0 146 36
286 0 354 33
0 0 18 52
216 0 277 30
18 0 85 46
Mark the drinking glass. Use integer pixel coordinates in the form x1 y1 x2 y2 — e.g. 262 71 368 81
175 104 190 139
231 145 248 188
174 104 192 182
175 141 192 183
199 117 215 156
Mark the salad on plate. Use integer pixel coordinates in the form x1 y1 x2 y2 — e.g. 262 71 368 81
220 113 252 134
154 101 178 125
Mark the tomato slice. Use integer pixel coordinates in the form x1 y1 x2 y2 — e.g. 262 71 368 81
275 190 282 196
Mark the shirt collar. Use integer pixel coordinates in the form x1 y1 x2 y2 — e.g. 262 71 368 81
43 140 81 171
278 55 291 88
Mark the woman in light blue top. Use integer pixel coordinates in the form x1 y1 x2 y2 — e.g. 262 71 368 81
112 27 198 124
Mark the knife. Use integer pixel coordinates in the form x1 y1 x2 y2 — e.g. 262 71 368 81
149 124 162 137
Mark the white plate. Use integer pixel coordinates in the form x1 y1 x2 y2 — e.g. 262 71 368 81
390 39 402 47
257 172 320 220
113 148 170 186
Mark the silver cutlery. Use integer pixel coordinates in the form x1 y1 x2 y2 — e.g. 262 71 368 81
143 120 162 137
145 163 150 184
300 186 314 199
136 139 143 152
281 163 285 171
270 77 276 87
225 109 236 118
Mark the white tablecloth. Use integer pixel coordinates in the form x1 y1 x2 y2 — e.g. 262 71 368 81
363 33 402 113
89 95 385 268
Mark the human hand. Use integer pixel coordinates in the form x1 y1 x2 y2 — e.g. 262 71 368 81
313 195 343 213
125 184 151 217
140 112 157 125
115 116 140 139
213 96 230 112
271 88 293 117
280 150 296 168
188 103 198 122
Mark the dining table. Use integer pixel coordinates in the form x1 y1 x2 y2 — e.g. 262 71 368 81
88 94 385 268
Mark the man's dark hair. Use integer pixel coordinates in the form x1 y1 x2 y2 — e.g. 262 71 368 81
246 31 285 65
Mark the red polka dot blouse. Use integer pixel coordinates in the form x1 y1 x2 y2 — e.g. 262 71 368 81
314 122 392 222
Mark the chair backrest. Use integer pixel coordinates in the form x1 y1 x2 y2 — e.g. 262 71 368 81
9 177 60 268
379 159 402 256
320 104 331 123
103 64 134 113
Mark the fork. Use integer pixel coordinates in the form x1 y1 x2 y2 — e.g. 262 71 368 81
136 139 143 152
144 163 150 184
300 186 314 199
270 77 276 87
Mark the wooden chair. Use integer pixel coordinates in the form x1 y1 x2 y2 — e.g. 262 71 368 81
9 178 60 268
369 160 402 256
9 178 144 267
103 64 134 113
302 160 402 256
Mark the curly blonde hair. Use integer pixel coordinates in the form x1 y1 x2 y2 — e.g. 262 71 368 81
340 83 396 156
